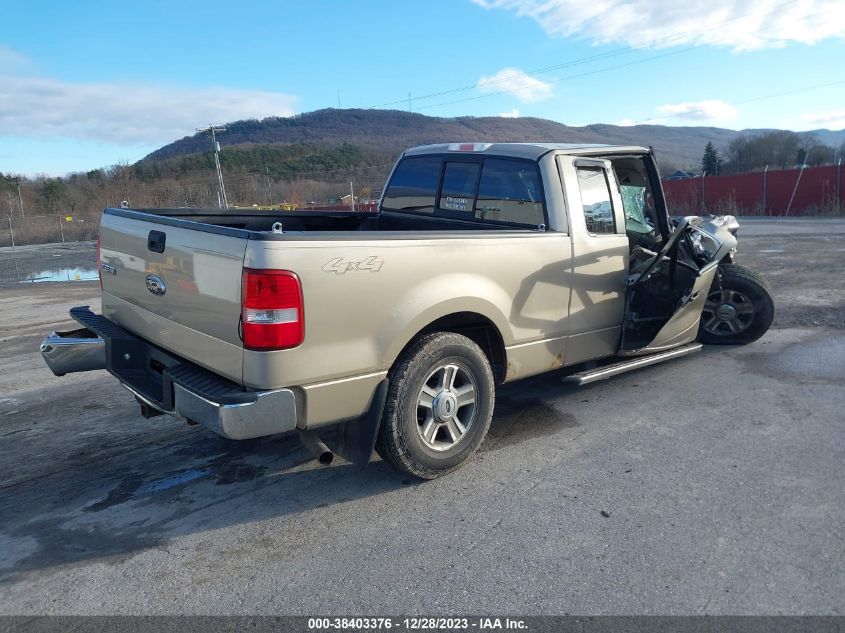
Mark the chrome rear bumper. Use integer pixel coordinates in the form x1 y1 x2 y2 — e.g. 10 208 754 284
125 381 298 440
40 329 106 376
41 312 298 440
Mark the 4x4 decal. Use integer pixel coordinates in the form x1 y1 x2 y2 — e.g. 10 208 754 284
322 256 384 275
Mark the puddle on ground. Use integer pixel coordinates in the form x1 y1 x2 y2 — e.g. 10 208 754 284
17 267 98 283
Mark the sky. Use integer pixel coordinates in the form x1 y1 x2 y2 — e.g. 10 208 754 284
1 0 844 176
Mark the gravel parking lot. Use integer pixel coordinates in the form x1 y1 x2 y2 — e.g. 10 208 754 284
0 218 843 615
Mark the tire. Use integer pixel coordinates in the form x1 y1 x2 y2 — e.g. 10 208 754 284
376 332 495 479
698 264 774 345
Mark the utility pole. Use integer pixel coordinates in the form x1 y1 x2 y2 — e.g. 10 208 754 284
350 181 356 212
408 92 412 112
266 165 272 206
13 177 24 217
337 90 341 109
197 125 229 209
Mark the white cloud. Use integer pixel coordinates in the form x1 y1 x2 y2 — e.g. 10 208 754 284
471 0 845 51
0 45 31 72
0 73 298 145
802 110 845 129
477 67 553 103
616 118 637 126
656 100 739 121
499 108 521 118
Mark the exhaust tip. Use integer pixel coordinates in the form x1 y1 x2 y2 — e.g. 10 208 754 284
299 429 334 466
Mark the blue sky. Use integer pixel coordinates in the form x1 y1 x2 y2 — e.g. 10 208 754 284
1 0 844 175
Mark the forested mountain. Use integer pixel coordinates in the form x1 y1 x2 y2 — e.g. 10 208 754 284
5 108 843 217
146 108 845 173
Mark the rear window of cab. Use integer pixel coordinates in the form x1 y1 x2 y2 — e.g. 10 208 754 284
382 156 546 228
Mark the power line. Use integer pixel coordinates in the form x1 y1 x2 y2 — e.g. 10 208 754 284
364 0 807 112
416 46 696 111
368 36 701 111
366 47 642 109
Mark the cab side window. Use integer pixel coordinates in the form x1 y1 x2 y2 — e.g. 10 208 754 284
475 159 544 227
381 157 441 215
576 167 616 235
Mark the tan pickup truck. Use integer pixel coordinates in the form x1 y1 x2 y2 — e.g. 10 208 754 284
41 142 774 478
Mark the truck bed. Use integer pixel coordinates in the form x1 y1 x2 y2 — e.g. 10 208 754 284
114 207 540 236
98 207 555 402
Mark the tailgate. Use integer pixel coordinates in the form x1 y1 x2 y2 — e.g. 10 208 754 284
99 211 247 384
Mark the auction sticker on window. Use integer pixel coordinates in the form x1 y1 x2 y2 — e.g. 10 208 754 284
443 196 470 212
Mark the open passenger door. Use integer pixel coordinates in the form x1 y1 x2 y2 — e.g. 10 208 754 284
620 218 722 355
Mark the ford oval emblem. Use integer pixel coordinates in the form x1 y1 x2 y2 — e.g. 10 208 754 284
145 274 166 296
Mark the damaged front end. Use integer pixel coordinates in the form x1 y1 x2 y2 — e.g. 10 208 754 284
682 214 739 264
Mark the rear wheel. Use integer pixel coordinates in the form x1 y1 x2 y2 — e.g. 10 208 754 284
376 332 494 479
698 264 774 345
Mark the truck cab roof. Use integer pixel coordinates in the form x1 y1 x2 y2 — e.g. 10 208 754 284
403 142 651 161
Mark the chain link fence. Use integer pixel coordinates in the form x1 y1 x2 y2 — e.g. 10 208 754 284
1 212 100 249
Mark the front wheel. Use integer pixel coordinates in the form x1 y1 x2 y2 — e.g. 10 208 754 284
376 332 495 479
698 264 774 345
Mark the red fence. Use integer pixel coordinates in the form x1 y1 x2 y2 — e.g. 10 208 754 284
662 164 844 216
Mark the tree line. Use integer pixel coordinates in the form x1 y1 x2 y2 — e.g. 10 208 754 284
701 131 844 176
2 143 393 216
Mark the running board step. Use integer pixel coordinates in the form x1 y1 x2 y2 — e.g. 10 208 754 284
562 343 703 386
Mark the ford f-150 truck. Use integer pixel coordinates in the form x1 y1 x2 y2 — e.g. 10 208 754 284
41 142 774 478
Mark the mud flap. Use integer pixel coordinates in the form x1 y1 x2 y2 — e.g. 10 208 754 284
331 378 389 466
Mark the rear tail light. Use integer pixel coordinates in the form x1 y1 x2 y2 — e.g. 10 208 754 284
96 234 102 289
241 269 304 350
